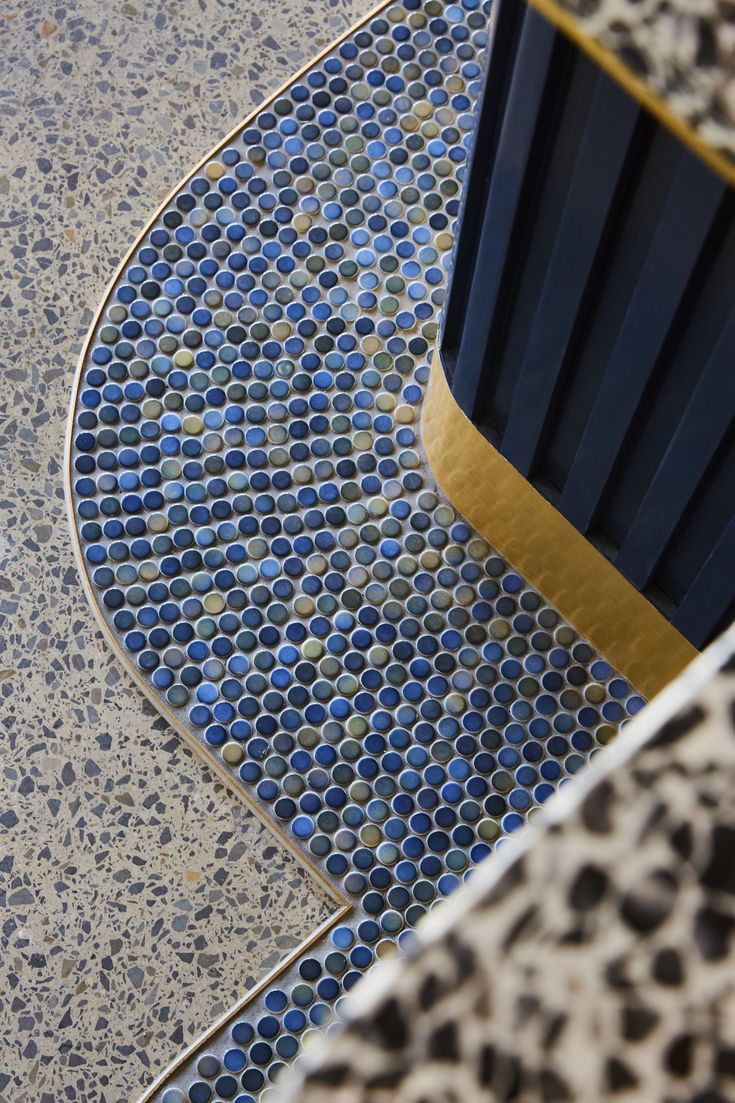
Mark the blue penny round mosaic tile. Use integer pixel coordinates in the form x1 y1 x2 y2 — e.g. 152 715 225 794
67 1 645 1098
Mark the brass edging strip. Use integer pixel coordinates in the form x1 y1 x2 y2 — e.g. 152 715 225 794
62 0 400 1095
526 0 735 189
422 354 698 700
135 908 351 1103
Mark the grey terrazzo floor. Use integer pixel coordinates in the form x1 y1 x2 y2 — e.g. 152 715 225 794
0 1 371 1100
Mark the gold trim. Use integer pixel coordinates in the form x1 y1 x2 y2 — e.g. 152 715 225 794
526 0 735 189
63 0 398 1095
422 354 698 700
136 909 349 1103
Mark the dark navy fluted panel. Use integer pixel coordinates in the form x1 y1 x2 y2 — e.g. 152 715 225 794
441 0 735 650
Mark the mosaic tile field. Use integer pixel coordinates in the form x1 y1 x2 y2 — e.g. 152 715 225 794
1 0 366 1099
65 0 646 1099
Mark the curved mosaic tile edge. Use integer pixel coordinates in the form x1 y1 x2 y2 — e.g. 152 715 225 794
62 1 647 1099
63 0 402 908
62 9 395 1093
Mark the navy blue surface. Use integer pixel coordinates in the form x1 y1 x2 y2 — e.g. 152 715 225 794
501 74 639 477
556 155 727 534
450 5 557 416
615 305 735 591
440 0 735 649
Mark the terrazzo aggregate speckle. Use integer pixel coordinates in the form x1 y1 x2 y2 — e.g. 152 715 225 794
0 0 372 1099
63 1 648 1100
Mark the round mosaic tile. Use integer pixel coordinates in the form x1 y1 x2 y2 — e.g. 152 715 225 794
66 1 646 1099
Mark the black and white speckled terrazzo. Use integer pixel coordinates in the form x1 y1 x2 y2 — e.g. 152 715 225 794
546 0 735 168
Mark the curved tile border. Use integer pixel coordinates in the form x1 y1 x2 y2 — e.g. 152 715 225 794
65 2 646 1100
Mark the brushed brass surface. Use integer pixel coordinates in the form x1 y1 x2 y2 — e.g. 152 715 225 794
422 354 698 700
